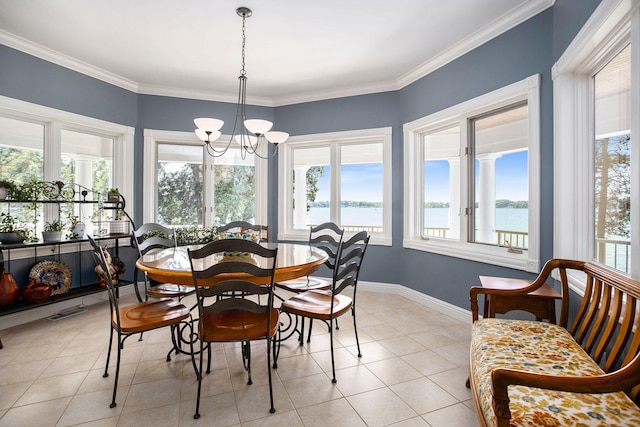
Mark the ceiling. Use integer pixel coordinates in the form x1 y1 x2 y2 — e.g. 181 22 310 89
0 0 553 107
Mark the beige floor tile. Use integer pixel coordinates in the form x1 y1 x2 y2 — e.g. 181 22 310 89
297 398 367 427
431 343 469 368
282 372 342 408
390 377 459 414
378 335 428 356
116 402 180 427
345 340 396 363
179 392 240 426
180 367 233 402
310 346 361 374
428 366 473 402
0 359 53 386
347 387 418 427
121 377 181 414
401 350 458 376
235 381 293 422
57 388 125 426
15 371 87 406
334 364 386 396
274 352 323 381
421 402 479 427
40 352 101 378
0 381 31 410
366 357 423 385
0 396 70 427
241 409 303 427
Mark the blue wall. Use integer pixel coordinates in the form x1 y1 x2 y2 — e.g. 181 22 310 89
0 0 601 311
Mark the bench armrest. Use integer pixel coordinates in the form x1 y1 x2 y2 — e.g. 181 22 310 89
469 259 581 324
491 352 640 427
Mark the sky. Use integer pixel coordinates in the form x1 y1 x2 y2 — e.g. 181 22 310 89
314 151 528 203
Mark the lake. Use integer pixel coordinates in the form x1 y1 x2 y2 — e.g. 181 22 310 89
308 207 528 232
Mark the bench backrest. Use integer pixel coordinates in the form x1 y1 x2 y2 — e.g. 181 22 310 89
551 260 640 402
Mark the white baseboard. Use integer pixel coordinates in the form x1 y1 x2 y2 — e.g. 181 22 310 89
359 281 472 324
0 286 137 330
1 281 471 331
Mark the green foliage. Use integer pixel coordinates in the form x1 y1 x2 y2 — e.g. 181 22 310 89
495 199 528 209
43 219 64 232
595 135 630 239
0 213 16 232
305 166 325 212
157 163 204 226
213 165 255 224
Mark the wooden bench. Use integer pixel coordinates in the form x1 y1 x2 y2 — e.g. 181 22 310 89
468 259 640 427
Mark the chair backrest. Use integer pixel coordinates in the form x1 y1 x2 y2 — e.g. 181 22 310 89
332 230 370 296
309 222 344 270
187 239 278 336
216 221 267 242
87 235 121 323
133 222 176 257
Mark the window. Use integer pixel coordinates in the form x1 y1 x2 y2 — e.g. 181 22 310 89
404 75 540 272
143 130 266 228
0 96 134 237
554 1 638 283
278 128 392 245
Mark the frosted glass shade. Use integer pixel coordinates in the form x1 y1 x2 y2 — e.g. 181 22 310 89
194 118 224 131
265 131 289 144
195 129 221 142
244 119 273 135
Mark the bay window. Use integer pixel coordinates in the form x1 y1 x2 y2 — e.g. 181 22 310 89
404 75 540 272
278 128 392 245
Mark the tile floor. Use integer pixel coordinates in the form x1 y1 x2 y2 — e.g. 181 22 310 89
0 290 478 426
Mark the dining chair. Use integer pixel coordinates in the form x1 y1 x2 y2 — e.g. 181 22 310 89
275 222 344 341
88 235 191 409
279 230 369 383
215 221 267 242
187 238 279 418
133 222 195 302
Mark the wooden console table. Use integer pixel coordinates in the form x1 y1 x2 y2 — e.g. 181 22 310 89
479 275 562 323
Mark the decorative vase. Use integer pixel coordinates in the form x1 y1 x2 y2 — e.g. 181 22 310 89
0 232 25 244
72 223 85 239
0 252 19 306
42 231 63 242
23 279 52 304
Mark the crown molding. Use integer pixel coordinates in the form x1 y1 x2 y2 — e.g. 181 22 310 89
0 29 139 93
137 83 276 107
397 0 555 88
1 0 554 107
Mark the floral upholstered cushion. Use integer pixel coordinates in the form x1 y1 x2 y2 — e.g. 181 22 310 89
471 318 640 427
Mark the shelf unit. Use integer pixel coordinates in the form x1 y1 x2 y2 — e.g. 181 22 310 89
0 182 135 316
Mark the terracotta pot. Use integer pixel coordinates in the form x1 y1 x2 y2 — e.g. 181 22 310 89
0 251 20 306
23 279 52 304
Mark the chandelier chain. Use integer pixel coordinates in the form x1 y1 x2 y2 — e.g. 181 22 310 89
240 13 247 77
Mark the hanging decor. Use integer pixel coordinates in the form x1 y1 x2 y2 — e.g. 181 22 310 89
194 7 289 159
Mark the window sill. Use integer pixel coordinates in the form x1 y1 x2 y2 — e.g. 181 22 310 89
403 237 539 273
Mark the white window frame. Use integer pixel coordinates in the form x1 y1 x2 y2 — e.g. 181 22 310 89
403 75 541 272
553 0 640 290
278 127 393 246
0 95 135 215
143 129 268 226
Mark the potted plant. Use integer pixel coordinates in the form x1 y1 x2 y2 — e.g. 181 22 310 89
0 213 26 244
0 180 16 201
107 188 120 202
42 219 65 242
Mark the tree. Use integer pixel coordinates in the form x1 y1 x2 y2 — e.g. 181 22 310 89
595 134 630 239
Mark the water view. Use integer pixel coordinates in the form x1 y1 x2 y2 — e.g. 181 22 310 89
308 207 528 231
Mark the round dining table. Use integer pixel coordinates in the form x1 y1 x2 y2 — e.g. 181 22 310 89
135 242 328 286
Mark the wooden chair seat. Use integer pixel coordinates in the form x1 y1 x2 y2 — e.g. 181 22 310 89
199 308 279 341
280 289 353 319
115 298 190 334
276 276 332 293
147 283 195 299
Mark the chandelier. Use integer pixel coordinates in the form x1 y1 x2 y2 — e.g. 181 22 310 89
194 7 288 159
